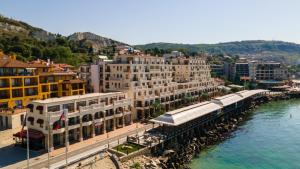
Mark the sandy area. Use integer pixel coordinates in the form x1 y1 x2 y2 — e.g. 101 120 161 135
78 157 116 169
122 155 162 169
67 153 116 169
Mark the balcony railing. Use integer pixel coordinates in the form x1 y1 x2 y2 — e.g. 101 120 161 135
80 102 105 112
0 72 35 76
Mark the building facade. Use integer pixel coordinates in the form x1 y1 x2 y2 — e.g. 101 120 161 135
79 55 112 93
210 64 224 77
18 92 131 150
234 62 250 80
249 61 289 81
101 54 217 120
0 53 85 129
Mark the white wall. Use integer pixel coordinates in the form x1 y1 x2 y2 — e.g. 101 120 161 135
90 64 100 93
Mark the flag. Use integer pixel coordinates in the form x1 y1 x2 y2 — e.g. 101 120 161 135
54 111 65 130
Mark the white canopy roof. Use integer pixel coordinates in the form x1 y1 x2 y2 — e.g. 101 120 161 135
150 102 222 126
236 89 269 99
211 94 243 107
151 89 269 126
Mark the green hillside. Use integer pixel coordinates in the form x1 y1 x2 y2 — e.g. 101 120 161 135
135 41 300 64
0 15 127 66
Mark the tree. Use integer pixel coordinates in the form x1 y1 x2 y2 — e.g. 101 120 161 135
201 92 209 101
231 87 240 93
31 47 42 58
151 100 163 118
183 95 193 105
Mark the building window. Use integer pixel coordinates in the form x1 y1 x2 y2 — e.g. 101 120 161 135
63 103 75 113
37 119 44 128
76 101 86 110
27 117 34 125
47 105 60 112
26 104 34 112
89 99 98 105
36 106 44 114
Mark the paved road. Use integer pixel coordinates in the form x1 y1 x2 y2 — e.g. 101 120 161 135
25 124 154 169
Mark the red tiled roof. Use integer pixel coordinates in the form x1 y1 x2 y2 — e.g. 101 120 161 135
53 63 74 68
27 63 48 68
0 56 30 68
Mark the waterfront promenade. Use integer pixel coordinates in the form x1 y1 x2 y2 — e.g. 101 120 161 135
2 122 155 169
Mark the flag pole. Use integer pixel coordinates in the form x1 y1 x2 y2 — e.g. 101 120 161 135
47 112 51 169
64 109 69 168
26 109 30 169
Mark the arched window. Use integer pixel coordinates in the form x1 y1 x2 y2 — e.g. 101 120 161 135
26 104 34 112
37 119 44 128
36 106 43 114
27 117 34 125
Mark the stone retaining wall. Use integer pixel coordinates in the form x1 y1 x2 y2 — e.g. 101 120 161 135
119 147 151 162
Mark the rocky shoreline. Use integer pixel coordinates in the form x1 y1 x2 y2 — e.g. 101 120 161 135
155 94 292 169
157 113 249 169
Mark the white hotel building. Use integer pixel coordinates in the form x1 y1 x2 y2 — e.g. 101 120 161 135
20 92 131 150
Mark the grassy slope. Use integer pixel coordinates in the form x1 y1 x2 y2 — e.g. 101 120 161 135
135 41 300 64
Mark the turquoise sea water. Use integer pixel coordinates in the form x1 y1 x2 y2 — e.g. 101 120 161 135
190 99 300 169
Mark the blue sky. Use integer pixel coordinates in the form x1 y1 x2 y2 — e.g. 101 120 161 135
0 0 299 45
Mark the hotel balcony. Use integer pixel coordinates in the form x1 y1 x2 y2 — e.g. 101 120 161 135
115 112 123 118
11 78 23 87
124 67 131 73
0 79 10 88
24 88 38 96
133 76 138 81
24 78 38 86
0 90 10 99
12 89 23 98
0 71 34 77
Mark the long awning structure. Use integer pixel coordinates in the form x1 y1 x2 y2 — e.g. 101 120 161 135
211 94 244 107
236 89 269 98
13 129 45 139
150 89 269 126
150 101 222 126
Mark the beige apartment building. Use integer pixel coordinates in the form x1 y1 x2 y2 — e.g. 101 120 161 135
249 61 289 81
102 54 217 120
14 92 132 150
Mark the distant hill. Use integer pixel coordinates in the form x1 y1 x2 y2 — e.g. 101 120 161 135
68 32 128 53
0 15 129 66
135 41 300 65
1 14 300 66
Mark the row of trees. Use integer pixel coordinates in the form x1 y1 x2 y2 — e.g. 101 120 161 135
149 92 210 118
143 47 198 57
